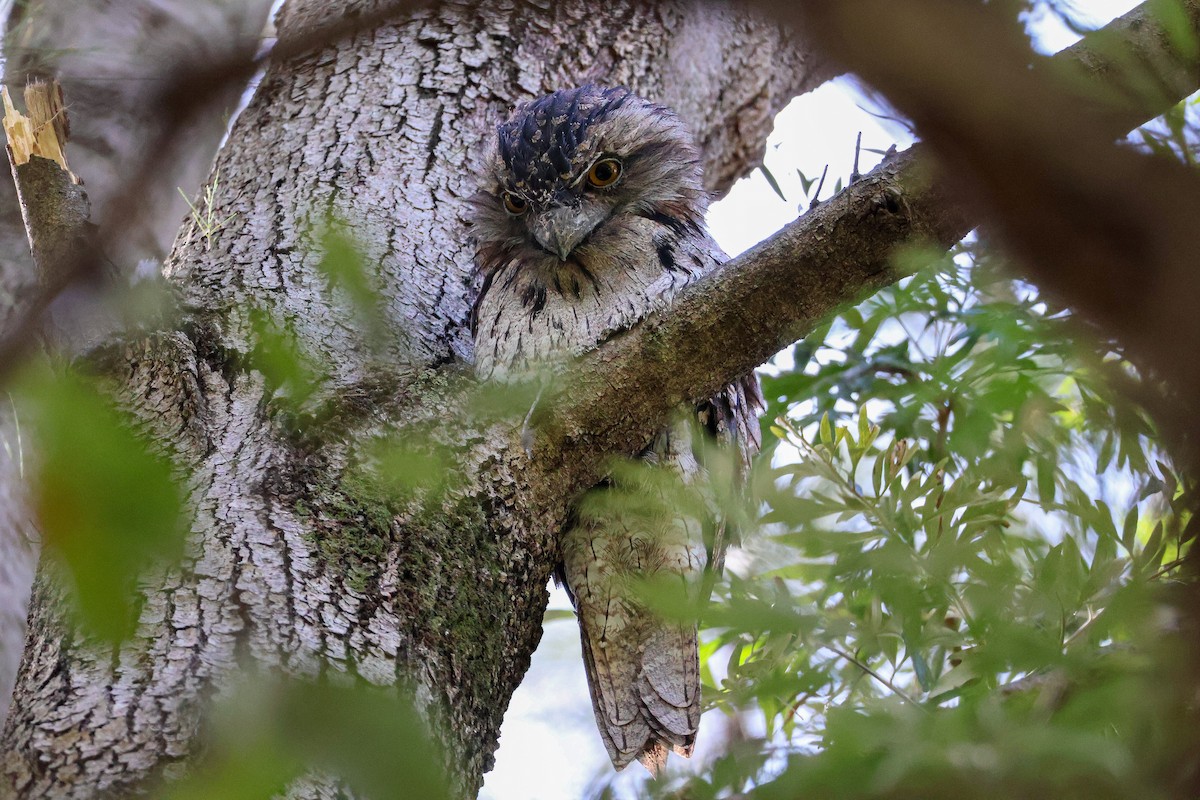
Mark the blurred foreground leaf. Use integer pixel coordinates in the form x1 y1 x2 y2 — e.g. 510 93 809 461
317 225 391 349
23 366 184 641
163 677 450 800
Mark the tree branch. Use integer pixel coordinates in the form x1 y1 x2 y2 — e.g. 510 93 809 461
528 0 1200 497
764 0 1200 469
532 146 963 492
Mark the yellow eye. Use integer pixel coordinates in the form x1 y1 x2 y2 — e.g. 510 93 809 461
586 158 622 188
503 192 529 215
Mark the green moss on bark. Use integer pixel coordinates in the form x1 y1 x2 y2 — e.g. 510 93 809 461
295 466 403 592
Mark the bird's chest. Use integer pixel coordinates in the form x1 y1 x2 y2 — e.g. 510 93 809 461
473 246 701 379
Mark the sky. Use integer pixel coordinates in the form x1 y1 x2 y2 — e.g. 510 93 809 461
479 2 1144 799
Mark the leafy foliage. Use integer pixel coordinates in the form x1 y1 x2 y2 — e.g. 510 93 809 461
628 242 1195 798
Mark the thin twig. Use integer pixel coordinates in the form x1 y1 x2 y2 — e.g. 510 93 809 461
808 163 829 209
850 131 863 184
1147 556 1188 581
824 645 924 708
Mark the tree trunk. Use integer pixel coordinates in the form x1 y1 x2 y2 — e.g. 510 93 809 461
0 2 830 797
0 0 274 728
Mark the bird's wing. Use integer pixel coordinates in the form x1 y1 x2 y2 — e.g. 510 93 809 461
696 372 765 577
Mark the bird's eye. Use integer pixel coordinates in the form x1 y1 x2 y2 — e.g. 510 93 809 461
502 192 529 215
586 158 622 188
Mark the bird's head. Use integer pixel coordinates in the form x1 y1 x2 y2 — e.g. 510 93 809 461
470 85 707 267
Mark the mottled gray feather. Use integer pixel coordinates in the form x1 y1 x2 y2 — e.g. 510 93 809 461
469 85 763 774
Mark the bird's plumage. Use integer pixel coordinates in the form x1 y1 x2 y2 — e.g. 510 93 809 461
469 85 762 772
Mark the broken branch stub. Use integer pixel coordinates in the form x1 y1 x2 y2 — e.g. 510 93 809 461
2 80 94 290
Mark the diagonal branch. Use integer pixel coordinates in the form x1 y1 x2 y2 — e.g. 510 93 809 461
531 145 964 494
527 0 1200 497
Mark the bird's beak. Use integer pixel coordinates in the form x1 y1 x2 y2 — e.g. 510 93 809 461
530 205 607 261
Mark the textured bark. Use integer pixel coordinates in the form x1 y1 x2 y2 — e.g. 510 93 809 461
2 81 95 313
1 3 827 798
4 0 273 268
0 401 31 739
0 0 275 730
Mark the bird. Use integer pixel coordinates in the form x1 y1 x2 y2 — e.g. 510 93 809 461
468 85 762 774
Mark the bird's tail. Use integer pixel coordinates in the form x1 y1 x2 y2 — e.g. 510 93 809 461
562 418 707 773
575 599 700 774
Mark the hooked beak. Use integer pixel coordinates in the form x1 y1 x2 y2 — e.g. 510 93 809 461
530 205 608 261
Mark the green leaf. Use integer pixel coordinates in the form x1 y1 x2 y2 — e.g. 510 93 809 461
365 433 456 496
1036 456 1056 504
908 641 933 692
316 226 389 346
1092 527 1117 569
1092 499 1119 544
1119 506 1138 557
819 413 834 447
23 367 185 641
248 308 318 406
1137 522 1165 573
760 165 788 202
797 168 816 195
